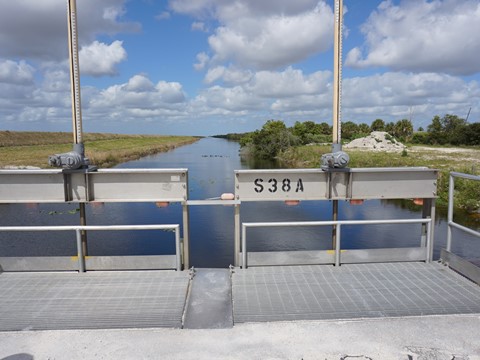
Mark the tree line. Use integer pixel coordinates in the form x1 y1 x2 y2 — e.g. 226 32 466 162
235 114 478 160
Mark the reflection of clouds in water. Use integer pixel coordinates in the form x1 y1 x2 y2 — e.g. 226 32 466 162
340 200 424 249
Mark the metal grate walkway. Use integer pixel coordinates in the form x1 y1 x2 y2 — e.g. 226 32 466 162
1 262 480 331
232 262 480 323
0 271 189 331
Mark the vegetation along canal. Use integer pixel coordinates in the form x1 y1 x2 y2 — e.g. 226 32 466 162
0 137 478 268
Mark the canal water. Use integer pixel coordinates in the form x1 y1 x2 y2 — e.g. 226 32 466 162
0 137 478 267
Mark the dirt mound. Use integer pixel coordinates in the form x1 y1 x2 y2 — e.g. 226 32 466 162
344 131 405 152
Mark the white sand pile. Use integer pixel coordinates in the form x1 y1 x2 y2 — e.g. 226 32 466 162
344 131 405 152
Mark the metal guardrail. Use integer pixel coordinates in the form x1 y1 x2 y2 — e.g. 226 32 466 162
241 218 432 268
0 167 439 271
447 172 480 250
442 172 480 284
0 224 182 272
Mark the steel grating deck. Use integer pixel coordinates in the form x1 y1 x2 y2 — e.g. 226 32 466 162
0 271 190 331
1 262 480 331
232 262 480 323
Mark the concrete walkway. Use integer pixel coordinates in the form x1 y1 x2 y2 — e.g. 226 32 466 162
0 315 479 359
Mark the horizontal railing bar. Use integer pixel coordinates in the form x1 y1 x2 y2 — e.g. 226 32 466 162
241 218 432 268
0 224 179 232
243 218 431 228
186 200 240 206
0 224 182 272
450 172 480 181
449 221 480 238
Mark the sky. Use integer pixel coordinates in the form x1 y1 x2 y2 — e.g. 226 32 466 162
0 0 479 136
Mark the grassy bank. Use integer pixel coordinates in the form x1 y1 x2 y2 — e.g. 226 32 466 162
279 144 480 210
0 131 199 168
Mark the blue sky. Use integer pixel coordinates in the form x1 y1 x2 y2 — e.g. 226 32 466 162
0 0 479 136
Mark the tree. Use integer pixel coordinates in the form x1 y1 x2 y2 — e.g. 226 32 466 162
427 115 446 144
292 121 307 142
341 121 359 140
358 123 371 135
371 119 385 131
385 122 395 135
393 119 413 141
318 122 332 135
427 114 466 144
464 123 480 145
250 120 298 159
442 114 467 133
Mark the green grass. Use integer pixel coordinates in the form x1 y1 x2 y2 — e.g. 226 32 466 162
0 131 199 168
279 144 480 211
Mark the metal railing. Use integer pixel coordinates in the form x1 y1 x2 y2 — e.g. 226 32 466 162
0 167 439 271
442 172 480 284
447 172 480 251
0 224 182 272
241 218 432 268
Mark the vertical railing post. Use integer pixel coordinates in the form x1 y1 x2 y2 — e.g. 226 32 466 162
335 223 341 266
234 204 240 267
447 174 455 252
182 203 190 269
175 225 181 272
429 198 436 262
426 220 432 263
75 228 85 273
242 224 247 269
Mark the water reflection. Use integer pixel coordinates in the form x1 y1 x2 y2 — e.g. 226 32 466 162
1 137 479 267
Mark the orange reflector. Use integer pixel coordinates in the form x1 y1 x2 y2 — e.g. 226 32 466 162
155 202 170 208
349 199 364 205
413 198 424 206
284 200 300 206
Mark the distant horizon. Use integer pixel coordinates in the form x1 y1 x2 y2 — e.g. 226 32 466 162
1 1 479 136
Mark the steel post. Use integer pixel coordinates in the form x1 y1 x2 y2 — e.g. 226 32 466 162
75 229 85 273
242 224 247 269
175 225 181 271
234 204 240 267
79 203 88 256
182 203 190 270
447 174 455 252
335 224 341 266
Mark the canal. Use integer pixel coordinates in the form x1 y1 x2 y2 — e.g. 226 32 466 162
0 137 478 268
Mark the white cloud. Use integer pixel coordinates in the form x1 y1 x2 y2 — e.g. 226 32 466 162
0 0 139 61
191 85 265 114
89 74 186 113
155 11 171 20
345 0 480 75
340 72 480 127
208 3 333 69
204 66 226 84
247 67 329 98
170 0 320 19
79 41 127 77
171 0 333 70
191 22 208 32
194 52 210 71
0 60 35 85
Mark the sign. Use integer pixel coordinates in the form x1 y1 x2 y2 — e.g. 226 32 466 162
235 170 329 201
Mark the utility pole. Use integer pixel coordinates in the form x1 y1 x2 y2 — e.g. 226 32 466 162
67 0 88 256
331 0 343 252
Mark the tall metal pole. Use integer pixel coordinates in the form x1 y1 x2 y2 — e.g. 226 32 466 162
332 0 343 252
332 0 343 147
67 0 88 256
67 0 83 146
